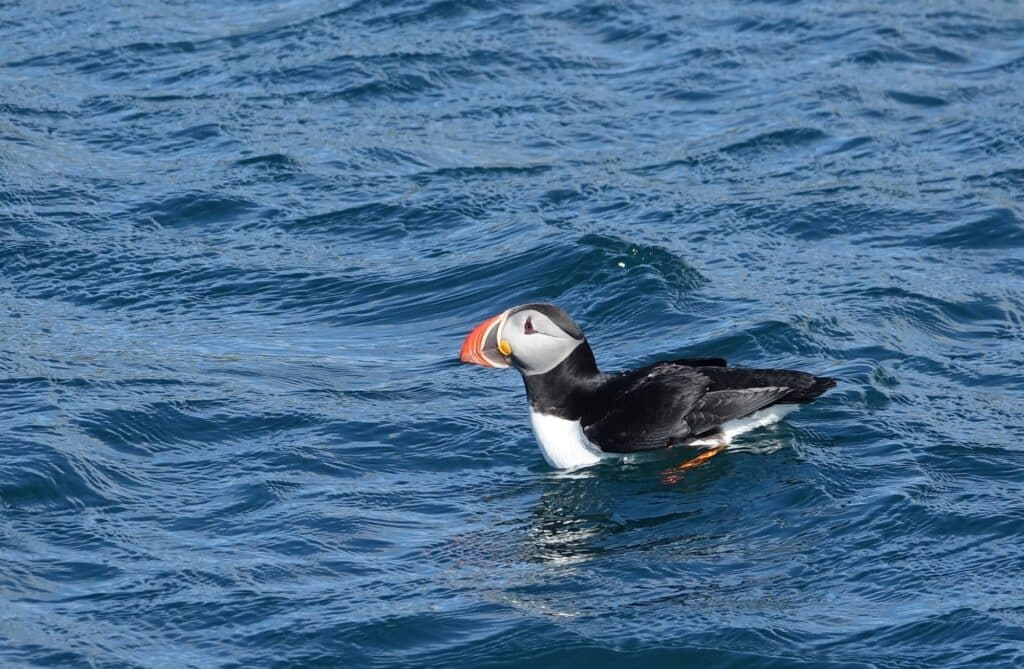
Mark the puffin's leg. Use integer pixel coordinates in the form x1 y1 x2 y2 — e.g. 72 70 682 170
661 438 728 484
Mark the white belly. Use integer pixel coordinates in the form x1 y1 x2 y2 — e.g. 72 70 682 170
528 405 799 470
528 410 609 470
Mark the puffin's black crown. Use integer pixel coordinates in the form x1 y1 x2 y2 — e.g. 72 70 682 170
511 303 585 340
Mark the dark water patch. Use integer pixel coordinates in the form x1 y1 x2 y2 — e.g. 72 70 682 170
136 192 261 228
728 16 816 34
662 88 721 102
964 168 1024 194
887 90 949 108
410 163 552 185
818 135 874 156
844 36 970 67
285 202 422 240
966 53 1024 76
321 73 441 103
76 401 321 454
0 442 120 512
233 152 302 174
357 146 432 171
362 0 499 29
920 208 1024 250
720 128 829 157
907 44 969 65
846 47 917 66
766 201 928 240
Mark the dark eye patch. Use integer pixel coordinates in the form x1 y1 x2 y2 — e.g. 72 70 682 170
524 317 536 335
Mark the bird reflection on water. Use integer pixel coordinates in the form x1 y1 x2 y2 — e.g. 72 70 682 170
521 447 749 567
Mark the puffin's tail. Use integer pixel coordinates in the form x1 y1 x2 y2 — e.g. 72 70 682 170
780 375 837 404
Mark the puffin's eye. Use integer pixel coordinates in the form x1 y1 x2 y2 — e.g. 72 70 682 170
523 317 536 335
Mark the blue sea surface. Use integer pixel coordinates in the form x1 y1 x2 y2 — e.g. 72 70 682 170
2 1 1024 667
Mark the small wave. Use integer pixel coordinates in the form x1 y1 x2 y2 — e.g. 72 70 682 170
919 208 1024 249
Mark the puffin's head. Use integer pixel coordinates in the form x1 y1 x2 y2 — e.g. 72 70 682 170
459 303 585 375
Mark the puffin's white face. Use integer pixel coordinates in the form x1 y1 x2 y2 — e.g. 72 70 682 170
459 304 585 376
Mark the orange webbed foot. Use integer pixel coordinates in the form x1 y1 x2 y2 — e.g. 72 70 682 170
660 442 728 484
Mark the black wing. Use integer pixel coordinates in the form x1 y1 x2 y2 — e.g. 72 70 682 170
697 366 837 404
671 357 727 367
682 366 837 436
684 386 794 436
583 365 709 453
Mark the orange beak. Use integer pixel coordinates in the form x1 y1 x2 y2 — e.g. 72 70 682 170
459 311 511 368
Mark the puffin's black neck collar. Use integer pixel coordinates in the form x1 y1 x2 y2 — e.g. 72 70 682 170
521 341 602 420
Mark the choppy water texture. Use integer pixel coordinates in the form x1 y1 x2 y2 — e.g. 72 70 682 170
2 1 1024 667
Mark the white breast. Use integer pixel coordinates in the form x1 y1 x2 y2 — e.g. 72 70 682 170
528 410 609 470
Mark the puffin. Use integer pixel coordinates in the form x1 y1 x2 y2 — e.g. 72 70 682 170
459 303 836 472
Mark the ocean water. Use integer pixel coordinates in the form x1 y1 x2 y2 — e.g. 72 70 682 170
2 1 1024 667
